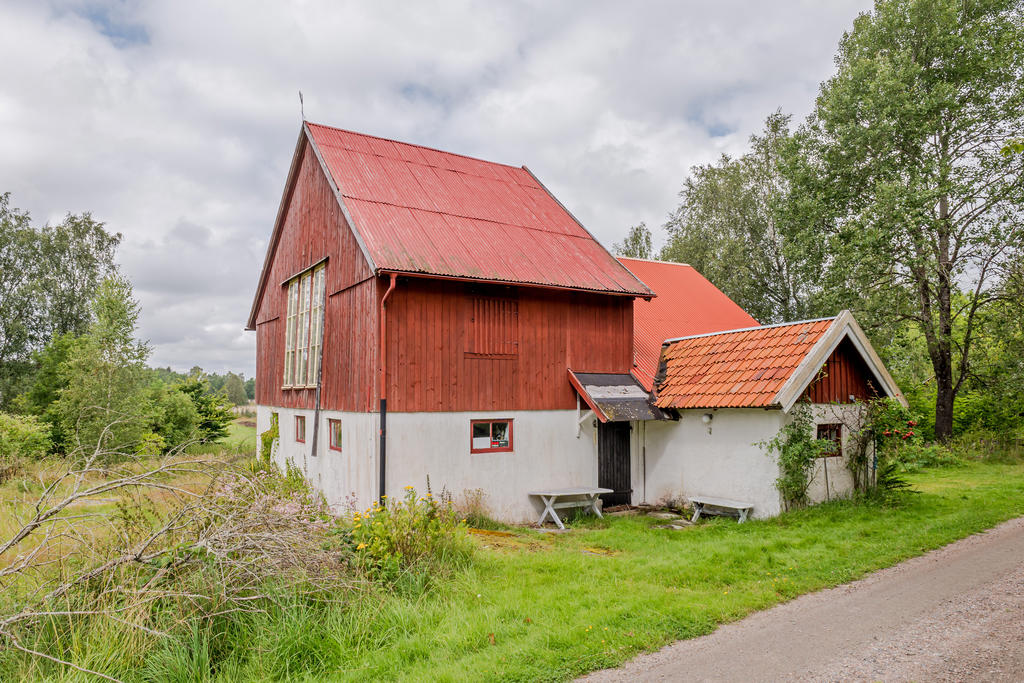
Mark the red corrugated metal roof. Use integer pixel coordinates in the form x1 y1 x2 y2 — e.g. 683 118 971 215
654 318 836 409
618 258 759 389
306 122 652 296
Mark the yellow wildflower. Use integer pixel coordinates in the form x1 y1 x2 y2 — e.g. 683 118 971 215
356 543 367 550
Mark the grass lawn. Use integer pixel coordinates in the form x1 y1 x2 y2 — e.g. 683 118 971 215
224 416 257 451
3 455 1022 681
296 460 1024 682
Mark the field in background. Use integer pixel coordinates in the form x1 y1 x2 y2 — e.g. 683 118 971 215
0 418 257 571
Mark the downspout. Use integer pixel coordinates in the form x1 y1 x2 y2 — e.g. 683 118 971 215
378 273 397 503
641 419 647 505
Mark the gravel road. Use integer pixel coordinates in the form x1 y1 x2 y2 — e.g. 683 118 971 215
581 516 1024 682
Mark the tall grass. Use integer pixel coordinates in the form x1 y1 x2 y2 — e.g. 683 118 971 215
2 451 1023 681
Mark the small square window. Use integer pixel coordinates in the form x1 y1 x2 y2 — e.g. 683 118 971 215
295 415 306 443
328 419 342 452
817 423 842 457
470 419 513 453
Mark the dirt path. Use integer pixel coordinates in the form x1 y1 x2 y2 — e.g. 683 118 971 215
582 516 1024 682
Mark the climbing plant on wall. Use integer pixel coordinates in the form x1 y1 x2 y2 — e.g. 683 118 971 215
762 403 828 510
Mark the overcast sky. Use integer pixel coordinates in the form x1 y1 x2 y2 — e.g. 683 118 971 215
0 0 872 377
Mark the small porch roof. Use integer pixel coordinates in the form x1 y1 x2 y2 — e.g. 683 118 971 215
568 370 673 423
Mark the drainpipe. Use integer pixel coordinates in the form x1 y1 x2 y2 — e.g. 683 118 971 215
378 273 397 503
640 420 647 504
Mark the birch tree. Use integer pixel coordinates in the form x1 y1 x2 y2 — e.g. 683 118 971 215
810 0 1024 440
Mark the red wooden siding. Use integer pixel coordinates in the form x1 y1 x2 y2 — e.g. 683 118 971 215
802 337 880 404
466 297 519 357
255 138 376 412
320 278 378 411
384 279 633 412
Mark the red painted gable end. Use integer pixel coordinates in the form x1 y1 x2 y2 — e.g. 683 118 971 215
252 127 636 413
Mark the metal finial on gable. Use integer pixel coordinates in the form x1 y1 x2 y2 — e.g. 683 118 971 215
299 90 305 121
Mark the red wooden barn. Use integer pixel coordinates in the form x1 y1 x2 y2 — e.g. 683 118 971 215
248 122 905 522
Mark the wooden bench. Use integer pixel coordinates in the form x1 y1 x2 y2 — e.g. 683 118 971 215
528 487 613 530
689 496 754 523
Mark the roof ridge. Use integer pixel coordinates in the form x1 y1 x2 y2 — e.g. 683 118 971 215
618 257 692 267
662 316 837 344
306 120 526 173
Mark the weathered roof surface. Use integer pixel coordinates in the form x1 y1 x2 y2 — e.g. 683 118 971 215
618 258 758 390
655 318 836 409
305 122 652 296
568 371 672 422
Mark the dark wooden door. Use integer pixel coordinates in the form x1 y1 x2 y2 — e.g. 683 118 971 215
598 421 631 506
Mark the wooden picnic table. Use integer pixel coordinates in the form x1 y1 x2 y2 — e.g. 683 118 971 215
528 487 613 529
689 495 755 523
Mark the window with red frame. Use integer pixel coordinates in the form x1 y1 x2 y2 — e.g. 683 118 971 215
295 415 306 443
328 419 342 452
817 423 842 457
470 419 513 453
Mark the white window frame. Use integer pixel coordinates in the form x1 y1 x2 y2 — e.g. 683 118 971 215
308 267 325 385
283 262 326 389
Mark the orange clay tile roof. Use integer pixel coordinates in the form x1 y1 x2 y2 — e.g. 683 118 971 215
654 317 836 409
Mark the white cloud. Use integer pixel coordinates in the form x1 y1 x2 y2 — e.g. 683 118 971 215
0 0 872 376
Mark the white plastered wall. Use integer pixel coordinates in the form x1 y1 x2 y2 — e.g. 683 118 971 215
803 403 867 504
258 406 604 522
642 408 785 519
639 404 867 519
256 405 378 512
386 410 600 523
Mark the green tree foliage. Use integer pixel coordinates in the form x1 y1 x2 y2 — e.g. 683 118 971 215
244 377 255 401
54 275 150 457
145 382 201 450
178 377 234 443
661 113 826 323
0 195 37 404
223 372 249 406
11 333 76 451
612 223 653 259
0 412 51 482
0 194 120 407
949 263 1024 433
807 0 1024 440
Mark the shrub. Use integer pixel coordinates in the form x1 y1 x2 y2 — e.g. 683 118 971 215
873 458 915 501
146 382 201 452
0 412 51 482
762 404 828 509
950 429 1024 463
259 413 279 463
349 487 472 584
890 442 963 472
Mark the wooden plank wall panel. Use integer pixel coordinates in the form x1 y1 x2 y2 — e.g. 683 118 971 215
321 278 378 412
254 137 376 411
802 337 879 404
385 279 633 412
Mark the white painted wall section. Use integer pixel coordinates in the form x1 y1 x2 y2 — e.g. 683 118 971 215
386 410 599 523
256 405 378 511
256 400 869 524
643 409 785 519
